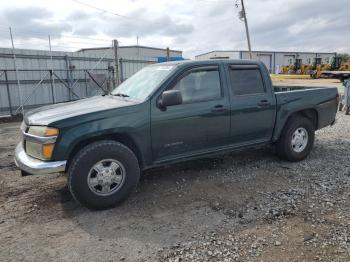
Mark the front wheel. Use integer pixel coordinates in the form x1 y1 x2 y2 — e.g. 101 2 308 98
68 140 140 210
276 116 315 162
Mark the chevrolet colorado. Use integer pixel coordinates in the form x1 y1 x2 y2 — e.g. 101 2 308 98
15 60 338 209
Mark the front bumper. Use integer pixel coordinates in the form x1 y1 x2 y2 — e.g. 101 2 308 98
14 142 67 175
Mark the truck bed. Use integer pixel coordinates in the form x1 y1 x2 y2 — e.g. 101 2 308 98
272 86 338 141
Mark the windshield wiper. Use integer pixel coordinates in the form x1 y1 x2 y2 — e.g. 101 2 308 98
113 93 130 98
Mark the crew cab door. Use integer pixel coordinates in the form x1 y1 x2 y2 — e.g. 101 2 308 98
151 65 230 162
227 64 276 145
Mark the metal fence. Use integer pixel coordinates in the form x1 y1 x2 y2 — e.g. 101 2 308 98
0 50 157 117
0 68 115 116
120 57 156 81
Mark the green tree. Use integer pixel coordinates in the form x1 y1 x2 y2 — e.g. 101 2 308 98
338 53 350 62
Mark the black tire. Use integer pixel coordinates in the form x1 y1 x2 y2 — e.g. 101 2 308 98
68 140 140 210
345 106 350 115
338 102 343 111
276 116 315 162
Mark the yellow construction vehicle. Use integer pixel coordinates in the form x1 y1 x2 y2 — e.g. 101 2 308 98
318 57 350 81
281 64 294 74
300 64 313 75
281 59 302 74
312 63 331 78
339 62 350 71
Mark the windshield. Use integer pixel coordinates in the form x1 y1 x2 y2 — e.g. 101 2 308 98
111 64 175 101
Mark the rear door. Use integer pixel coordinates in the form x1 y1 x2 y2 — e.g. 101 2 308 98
151 65 231 161
227 64 276 145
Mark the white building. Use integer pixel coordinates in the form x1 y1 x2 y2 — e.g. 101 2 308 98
195 50 337 73
78 45 183 62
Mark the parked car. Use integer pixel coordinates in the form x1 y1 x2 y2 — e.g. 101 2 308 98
15 60 338 209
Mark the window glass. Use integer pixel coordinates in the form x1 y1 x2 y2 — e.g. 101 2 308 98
111 65 175 101
229 69 265 95
172 69 221 103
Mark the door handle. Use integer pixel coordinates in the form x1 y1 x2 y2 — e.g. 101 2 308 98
257 100 271 107
211 104 227 112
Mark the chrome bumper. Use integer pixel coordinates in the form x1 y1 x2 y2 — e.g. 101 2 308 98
14 142 67 175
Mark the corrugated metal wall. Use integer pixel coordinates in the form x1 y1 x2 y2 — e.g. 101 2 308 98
0 48 157 116
119 56 156 81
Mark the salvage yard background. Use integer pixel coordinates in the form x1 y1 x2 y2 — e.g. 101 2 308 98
0 97 349 261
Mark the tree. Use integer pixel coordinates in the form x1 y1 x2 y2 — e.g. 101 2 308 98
338 53 350 62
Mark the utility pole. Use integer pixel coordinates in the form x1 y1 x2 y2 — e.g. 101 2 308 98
113 39 120 85
237 0 252 59
166 47 170 62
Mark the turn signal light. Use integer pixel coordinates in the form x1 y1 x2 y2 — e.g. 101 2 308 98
42 144 55 159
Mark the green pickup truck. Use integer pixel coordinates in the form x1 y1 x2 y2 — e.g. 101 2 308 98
15 59 338 209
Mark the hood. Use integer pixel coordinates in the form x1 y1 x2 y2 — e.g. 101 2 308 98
24 96 137 125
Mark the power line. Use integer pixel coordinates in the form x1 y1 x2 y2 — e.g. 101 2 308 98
70 0 134 20
0 25 112 42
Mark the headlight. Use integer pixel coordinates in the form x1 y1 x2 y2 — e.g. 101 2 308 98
25 126 59 160
28 126 59 137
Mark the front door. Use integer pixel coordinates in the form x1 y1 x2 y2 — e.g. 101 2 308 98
151 65 230 162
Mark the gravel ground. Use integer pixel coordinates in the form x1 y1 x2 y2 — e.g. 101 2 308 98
0 113 350 261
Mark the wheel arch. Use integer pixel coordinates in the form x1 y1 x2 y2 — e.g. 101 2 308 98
274 108 318 142
65 133 144 172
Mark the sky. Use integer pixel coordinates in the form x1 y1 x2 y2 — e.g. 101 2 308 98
0 0 349 58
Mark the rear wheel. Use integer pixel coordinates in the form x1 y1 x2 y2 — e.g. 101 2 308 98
276 116 315 162
68 140 140 210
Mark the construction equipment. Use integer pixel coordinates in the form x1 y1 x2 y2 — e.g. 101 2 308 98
281 56 350 78
310 57 324 78
300 64 313 75
311 56 350 79
331 56 342 70
281 64 294 74
281 59 303 74
339 61 350 71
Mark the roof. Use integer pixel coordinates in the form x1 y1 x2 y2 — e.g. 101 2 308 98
195 50 337 57
77 45 182 53
150 59 265 68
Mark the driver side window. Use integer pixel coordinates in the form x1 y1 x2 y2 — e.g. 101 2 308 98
171 68 222 103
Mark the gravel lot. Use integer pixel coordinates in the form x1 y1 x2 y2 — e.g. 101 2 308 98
1 112 350 261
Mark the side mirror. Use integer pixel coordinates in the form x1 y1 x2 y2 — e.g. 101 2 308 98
158 90 182 108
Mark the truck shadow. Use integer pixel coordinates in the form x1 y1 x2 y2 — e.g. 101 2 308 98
57 146 284 245
29 137 346 251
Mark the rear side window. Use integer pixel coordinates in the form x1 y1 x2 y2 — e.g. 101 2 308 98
172 68 221 103
229 68 265 95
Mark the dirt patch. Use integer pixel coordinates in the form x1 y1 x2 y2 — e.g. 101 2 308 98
1 113 350 261
0 114 23 124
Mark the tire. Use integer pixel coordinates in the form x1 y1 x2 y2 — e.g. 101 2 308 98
345 106 350 115
338 102 343 111
68 140 140 210
276 116 315 162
